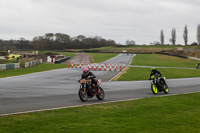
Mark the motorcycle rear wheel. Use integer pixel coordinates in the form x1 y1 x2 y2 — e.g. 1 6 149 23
96 87 105 100
78 88 88 102
151 83 158 94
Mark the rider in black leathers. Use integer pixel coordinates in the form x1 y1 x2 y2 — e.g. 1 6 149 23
81 68 99 92
149 67 162 80
149 67 166 85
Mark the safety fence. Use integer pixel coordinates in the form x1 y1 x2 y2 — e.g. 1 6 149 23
0 59 43 71
0 63 20 70
67 63 126 72
25 59 43 68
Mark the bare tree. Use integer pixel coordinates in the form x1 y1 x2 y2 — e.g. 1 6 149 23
33 36 47 52
160 30 164 45
126 39 136 46
197 24 200 45
171 28 176 45
183 25 188 46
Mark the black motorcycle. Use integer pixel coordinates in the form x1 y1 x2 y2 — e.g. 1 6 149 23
78 78 105 102
150 74 169 94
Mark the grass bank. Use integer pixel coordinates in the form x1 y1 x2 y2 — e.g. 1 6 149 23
115 67 200 81
131 54 197 68
0 59 17 64
0 92 200 133
0 64 67 78
115 54 200 81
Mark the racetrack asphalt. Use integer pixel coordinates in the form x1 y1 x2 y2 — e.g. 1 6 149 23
0 53 200 116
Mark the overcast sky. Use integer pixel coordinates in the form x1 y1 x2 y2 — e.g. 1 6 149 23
0 0 200 45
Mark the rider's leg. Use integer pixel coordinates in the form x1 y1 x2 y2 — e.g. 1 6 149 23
92 79 99 92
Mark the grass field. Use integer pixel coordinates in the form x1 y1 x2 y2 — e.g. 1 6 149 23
114 54 200 81
131 54 198 68
91 45 180 50
115 67 200 81
0 59 17 64
88 53 118 63
0 92 200 133
89 45 179 53
0 64 67 78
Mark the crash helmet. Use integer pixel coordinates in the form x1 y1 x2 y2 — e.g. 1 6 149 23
83 67 89 76
151 67 156 71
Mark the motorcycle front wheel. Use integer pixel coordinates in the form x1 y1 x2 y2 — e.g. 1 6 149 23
163 83 169 93
78 88 88 102
96 87 105 100
151 83 158 94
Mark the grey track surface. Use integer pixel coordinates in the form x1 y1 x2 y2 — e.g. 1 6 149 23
0 53 200 115
101 53 135 64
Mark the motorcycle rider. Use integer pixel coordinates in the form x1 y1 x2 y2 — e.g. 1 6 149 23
81 67 99 92
149 67 162 80
149 67 166 86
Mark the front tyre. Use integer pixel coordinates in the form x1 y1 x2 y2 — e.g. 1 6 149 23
96 87 105 100
78 88 88 102
151 83 158 94
163 83 169 93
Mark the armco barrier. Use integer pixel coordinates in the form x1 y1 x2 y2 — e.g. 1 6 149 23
25 59 42 68
6 64 14 70
0 64 6 70
0 63 19 71
55 57 70 64
0 59 42 70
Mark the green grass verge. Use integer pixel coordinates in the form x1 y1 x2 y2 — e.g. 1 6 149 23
0 59 17 64
91 45 181 50
131 54 198 68
0 64 67 78
116 67 200 81
0 92 200 133
88 53 118 63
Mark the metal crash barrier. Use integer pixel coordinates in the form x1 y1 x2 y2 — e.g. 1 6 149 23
25 59 43 68
0 63 20 70
0 59 42 70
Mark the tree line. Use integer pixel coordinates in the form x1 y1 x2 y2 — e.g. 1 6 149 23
159 24 200 46
0 33 117 51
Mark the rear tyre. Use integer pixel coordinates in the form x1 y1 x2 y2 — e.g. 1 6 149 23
96 87 105 100
151 83 158 94
78 88 88 102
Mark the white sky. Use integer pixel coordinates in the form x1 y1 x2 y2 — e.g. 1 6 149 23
0 0 200 45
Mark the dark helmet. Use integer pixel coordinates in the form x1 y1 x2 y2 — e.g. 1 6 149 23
83 67 89 76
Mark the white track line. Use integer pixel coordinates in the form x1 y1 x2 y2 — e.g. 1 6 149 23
1 90 200 117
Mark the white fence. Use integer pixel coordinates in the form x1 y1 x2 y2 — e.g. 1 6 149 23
0 59 42 70
0 63 20 70
25 59 43 68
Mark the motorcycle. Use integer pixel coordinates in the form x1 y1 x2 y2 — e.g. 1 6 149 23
78 78 105 102
150 74 169 94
